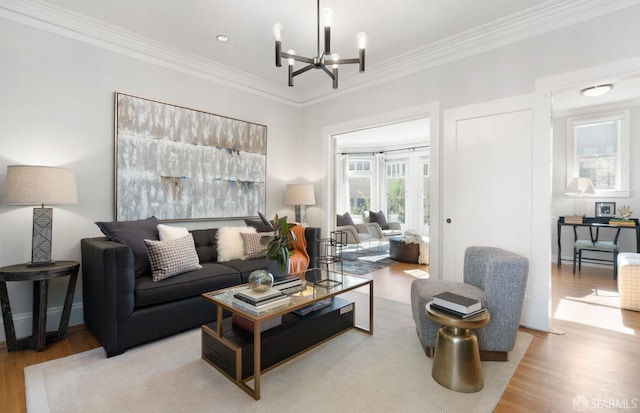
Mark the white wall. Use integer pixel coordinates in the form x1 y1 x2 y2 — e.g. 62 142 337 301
0 19 301 337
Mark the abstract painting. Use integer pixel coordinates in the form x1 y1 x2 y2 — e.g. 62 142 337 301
115 93 267 221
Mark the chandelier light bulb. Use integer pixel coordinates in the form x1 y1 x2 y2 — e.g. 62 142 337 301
273 23 283 41
322 8 333 27
357 32 367 49
287 49 296 66
332 53 340 69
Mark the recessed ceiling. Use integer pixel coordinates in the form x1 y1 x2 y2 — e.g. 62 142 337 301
35 0 546 90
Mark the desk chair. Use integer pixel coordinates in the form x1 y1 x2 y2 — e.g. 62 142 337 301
573 225 622 279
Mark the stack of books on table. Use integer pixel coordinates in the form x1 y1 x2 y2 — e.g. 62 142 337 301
233 287 291 314
431 291 485 319
273 276 304 294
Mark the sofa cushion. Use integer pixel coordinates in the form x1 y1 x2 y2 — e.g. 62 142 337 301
144 234 203 282
221 258 269 283
217 226 256 262
134 263 242 308
96 216 159 277
157 224 189 241
369 210 389 230
191 228 218 263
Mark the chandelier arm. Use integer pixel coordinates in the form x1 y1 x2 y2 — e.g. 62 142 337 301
292 64 315 77
336 58 360 65
320 65 334 79
281 52 314 65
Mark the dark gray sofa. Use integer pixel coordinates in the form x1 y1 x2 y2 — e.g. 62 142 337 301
81 226 321 357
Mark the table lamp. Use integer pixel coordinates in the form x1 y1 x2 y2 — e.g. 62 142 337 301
3 165 78 266
284 184 315 223
565 177 595 216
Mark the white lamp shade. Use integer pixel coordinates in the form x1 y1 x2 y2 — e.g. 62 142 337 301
284 184 315 206
3 165 78 205
565 177 596 196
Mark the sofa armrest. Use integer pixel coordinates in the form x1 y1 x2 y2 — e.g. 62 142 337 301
304 227 321 269
81 237 136 354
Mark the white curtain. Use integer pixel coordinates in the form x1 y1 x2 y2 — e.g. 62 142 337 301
374 152 386 213
335 154 349 216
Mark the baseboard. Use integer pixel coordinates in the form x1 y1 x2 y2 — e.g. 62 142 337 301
0 302 84 345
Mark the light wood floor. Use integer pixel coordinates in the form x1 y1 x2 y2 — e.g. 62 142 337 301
1 262 639 412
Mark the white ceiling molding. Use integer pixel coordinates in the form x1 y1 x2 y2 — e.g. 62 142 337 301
2 0 640 106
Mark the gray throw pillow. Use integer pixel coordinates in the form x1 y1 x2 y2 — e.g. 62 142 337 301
95 216 160 277
369 210 389 230
144 234 203 282
337 212 356 227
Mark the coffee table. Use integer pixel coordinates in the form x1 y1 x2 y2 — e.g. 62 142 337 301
201 269 373 400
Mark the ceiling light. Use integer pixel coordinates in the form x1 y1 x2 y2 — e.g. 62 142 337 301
216 35 229 42
580 84 613 97
273 0 366 89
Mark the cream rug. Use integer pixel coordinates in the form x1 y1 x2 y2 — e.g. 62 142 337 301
25 295 531 413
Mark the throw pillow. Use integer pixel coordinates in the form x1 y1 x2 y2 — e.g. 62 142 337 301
241 232 272 259
244 218 273 233
157 224 189 241
144 234 203 282
369 210 389 230
217 226 257 262
95 216 160 277
336 212 356 227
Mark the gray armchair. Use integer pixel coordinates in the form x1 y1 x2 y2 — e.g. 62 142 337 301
410 246 529 360
335 223 372 253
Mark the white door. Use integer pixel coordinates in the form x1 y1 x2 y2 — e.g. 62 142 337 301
442 93 551 331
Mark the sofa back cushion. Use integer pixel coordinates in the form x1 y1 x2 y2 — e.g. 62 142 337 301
190 229 219 263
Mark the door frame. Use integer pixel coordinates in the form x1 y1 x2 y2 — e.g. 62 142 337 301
322 103 440 272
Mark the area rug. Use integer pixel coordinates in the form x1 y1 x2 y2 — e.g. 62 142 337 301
25 295 531 413
340 243 396 275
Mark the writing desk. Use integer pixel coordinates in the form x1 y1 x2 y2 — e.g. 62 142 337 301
557 217 640 268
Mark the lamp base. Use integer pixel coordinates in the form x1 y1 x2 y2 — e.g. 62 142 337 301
294 205 306 223
31 207 53 265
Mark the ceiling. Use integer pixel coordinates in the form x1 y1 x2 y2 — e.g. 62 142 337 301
16 0 640 106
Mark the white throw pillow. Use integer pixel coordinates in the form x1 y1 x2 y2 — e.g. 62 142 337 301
217 226 257 262
144 234 203 282
157 224 189 241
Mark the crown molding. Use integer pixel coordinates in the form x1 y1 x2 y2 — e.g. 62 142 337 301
2 0 640 107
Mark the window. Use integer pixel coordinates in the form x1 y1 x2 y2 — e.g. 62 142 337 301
567 110 630 196
348 158 372 214
385 161 406 224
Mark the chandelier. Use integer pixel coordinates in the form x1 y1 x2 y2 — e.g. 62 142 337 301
273 0 367 89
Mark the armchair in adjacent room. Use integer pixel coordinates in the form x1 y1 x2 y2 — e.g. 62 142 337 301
410 246 529 361
365 210 403 239
336 211 373 253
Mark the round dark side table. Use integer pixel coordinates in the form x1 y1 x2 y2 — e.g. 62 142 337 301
0 260 80 352
426 302 490 393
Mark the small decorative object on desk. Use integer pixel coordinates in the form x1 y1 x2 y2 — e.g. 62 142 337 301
564 216 583 224
619 205 633 220
248 269 274 292
432 291 482 314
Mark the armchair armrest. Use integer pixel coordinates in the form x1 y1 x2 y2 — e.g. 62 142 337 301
336 225 367 244
365 222 384 240
387 221 402 231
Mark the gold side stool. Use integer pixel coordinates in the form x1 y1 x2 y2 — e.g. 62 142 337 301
426 303 490 393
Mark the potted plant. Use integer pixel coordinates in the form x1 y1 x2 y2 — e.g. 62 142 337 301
258 212 297 278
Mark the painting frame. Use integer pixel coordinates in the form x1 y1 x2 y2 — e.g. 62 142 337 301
114 92 267 222
595 202 616 218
